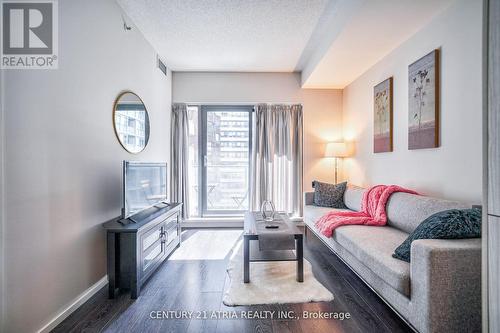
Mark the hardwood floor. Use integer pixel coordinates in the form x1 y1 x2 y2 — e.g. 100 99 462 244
52 228 412 333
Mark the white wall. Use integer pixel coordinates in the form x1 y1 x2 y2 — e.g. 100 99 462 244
342 0 482 202
2 0 172 332
172 72 344 191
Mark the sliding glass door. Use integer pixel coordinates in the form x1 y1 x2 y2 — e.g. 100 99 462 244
200 106 252 216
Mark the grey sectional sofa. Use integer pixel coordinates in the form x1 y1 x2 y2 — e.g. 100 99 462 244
303 186 481 333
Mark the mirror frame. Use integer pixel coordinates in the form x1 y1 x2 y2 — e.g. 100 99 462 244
112 91 150 154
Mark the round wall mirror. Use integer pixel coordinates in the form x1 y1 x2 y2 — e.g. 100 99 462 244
113 91 150 154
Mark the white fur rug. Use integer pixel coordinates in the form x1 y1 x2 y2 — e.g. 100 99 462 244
223 241 334 306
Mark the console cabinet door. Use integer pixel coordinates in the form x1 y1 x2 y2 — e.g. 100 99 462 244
164 219 178 246
139 222 164 280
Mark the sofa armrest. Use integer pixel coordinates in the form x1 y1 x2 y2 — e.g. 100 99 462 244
304 192 314 206
409 238 481 333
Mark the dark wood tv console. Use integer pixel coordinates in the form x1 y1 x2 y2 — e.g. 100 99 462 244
102 203 182 299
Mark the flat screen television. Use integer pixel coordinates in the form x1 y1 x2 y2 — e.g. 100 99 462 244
122 161 168 218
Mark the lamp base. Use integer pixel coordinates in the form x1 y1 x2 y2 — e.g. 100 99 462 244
334 157 338 184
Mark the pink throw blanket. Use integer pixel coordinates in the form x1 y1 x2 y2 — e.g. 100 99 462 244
315 185 418 237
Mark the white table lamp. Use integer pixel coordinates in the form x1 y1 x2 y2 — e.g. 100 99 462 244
325 142 350 184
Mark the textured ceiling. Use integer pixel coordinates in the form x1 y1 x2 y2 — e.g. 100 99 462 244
117 0 330 72
117 0 457 87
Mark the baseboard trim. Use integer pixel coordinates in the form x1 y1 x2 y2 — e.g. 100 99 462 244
37 275 108 333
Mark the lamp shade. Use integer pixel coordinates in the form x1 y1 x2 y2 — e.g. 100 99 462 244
325 142 349 158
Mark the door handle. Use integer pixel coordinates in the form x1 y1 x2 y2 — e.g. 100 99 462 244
204 155 208 167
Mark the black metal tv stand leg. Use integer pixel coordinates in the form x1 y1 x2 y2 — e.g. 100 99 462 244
244 236 250 283
297 235 304 282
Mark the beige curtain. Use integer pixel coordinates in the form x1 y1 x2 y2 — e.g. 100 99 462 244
250 104 303 217
171 103 190 218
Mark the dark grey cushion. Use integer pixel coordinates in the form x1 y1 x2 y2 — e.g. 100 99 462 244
393 208 482 262
313 181 347 208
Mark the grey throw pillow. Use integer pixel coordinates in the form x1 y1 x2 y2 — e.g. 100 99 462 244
392 208 481 262
313 181 347 208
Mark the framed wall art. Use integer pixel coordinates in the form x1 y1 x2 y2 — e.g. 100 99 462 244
374 77 393 153
408 49 440 149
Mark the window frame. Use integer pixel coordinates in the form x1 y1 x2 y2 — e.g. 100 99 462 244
199 105 253 217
